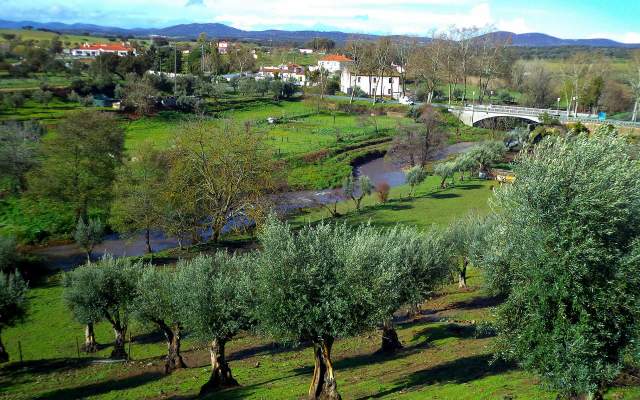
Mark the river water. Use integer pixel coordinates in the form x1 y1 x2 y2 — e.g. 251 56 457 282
30 142 476 269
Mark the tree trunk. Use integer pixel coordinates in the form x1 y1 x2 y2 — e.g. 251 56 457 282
458 258 468 289
440 177 447 189
145 228 152 254
633 99 638 122
308 337 341 400
0 335 8 363
111 327 128 359
380 319 403 354
200 338 238 394
160 322 186 374
83 323 98 353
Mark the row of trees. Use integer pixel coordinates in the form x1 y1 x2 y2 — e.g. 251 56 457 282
0 110 278 253
344 27 513 104
62 218 459 398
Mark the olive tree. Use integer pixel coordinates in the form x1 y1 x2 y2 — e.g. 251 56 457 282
174 254 253 394
342 175 373 212
405 166 427 197
464 141 506 175
366 226 449 353
134 266 186 373
0 272 28 362
444 214 491 288
254 219 387 400
62 266 102 353
63 256 139 359
74 217 104 262
485 132 640 399
433 161 456 189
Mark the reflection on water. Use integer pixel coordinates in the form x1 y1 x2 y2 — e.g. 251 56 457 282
32 142 476 269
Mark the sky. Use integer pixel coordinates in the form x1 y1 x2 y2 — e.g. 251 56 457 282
4 0 640 43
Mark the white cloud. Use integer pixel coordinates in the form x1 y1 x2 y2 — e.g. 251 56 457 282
497 17 532 34
587 31 640 44
205 0 493 35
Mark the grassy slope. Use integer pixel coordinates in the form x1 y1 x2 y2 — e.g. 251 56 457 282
295 176 495 229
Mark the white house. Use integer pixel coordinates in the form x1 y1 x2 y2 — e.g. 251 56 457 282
218 41 230 54
340 67 403 99
299 48 314 54
71 43 136 57
257 64 307 86
318 54 353 74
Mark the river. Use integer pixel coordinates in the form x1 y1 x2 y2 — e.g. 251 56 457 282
29 142 476 269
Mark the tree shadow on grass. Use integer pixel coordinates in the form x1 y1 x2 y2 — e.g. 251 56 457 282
427 192 461 200
291 323 476 376
33 371 163 400
410 323 477 343
0 358 97 381
356 354 516 399
445 294 503 312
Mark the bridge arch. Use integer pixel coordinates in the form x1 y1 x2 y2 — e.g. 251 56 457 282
471 114 540 127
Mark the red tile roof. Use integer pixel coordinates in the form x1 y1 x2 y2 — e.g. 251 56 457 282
321 54 353 62
78 43 133 52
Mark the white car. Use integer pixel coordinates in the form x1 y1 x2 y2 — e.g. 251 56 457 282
399 96 415 105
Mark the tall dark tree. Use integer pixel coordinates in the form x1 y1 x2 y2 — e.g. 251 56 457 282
28 110 125 221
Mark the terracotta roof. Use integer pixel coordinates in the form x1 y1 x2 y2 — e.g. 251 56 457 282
77 43 133 52
321 54 353 62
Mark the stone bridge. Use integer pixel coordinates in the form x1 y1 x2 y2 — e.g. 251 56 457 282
448 104 640 128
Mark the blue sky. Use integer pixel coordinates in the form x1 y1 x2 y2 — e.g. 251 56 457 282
4 0 640 43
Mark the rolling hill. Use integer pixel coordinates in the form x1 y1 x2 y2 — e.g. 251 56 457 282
1 19 638 48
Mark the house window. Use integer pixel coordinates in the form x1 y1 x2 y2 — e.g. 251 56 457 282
389 78 392 83
373 78 377 83
357 77 361 83
388 88 391 95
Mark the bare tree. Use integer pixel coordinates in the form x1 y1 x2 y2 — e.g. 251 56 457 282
475 33 513 103
373 38 393 102
388 105 445 167
392 38 415 97
630 51 640 122
561 53 593 115
452 26 479 104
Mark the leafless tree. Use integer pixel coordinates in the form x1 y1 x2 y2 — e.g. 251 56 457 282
630 51 640 122
388 105 445 167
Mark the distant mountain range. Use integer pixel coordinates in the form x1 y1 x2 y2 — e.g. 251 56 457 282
1 19 639 48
